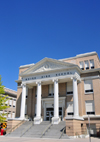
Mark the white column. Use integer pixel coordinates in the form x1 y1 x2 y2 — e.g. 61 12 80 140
52 79 60 124
20 84 27 119
34 82 42 124
73 77 79 117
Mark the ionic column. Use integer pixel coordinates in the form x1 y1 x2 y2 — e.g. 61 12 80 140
34 82 42 124
20 84 27 119
73 77 79 117
52 79 60 124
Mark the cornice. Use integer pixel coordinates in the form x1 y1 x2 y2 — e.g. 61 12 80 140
15 80 22 83
59 51 98 61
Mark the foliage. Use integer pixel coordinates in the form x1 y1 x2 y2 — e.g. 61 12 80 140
0 75 10 123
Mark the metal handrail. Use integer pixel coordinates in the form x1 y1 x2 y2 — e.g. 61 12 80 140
20 121 34 137
59 126 66 139
6 120 25 135
40 122 52 138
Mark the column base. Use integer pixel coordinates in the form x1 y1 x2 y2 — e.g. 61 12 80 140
34 117 42 124
52 117 61 124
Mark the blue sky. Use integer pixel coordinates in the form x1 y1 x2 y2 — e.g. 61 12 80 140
0 0 100 91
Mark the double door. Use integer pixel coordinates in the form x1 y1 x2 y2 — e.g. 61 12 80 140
46 107 62 121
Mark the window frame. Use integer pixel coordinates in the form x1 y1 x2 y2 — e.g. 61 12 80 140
84 60 89 70
84 79 93 94
85 100 95 115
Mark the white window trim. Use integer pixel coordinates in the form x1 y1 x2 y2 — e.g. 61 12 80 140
84 79 93 94
84 60 89 70
85 100 95 115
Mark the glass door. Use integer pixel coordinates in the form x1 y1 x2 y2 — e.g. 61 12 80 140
46 108 54 121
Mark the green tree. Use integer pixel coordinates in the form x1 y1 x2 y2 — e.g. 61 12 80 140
0 75 9 123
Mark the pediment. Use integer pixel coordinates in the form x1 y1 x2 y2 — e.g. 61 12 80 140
20 58 78 76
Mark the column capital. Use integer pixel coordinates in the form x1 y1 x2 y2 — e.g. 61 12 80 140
36 81 41 85
21 83 26 87
52 79 58 83
71 76 77 80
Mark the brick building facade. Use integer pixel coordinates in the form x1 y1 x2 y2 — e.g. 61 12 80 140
15 51 100 136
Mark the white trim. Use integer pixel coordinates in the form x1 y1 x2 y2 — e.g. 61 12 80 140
83 115 100 118
4 87 17 93
19 57 80 76
81 75 100 80
59 51 98 61
19 63 34 69
85 92 94 95
42 97 66 101
7 118 29 121
65 116 84 120
15 80 22 83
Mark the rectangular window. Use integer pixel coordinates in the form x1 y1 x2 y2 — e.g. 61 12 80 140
49 84 54 97
8 111 11 118
67 102 74 115
79 61 84 70
4 111 7 118
67 82 73 95
85 100 95 115
13 99 16 107
12 112 15 118
85 60 89 70
5 100 8 105
9 99 12 107
90 60 94 69
84 80 93 93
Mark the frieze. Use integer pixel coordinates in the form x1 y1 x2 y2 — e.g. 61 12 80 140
23 71 73 82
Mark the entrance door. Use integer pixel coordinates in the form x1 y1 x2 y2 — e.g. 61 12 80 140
46 108 54 121
46 107 62 121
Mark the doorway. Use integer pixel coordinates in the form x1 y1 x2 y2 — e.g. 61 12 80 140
46 107 62 121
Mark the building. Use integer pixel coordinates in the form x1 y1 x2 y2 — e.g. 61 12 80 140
15 51 100 136
0 88 17 119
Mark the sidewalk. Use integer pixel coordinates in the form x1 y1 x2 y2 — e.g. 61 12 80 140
0 137 100 142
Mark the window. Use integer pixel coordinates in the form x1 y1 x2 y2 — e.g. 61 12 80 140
5 98 8 106
79 61 84 70
67 102 74 115
8 111 11 118
13 99 16 107
9 99 12 107
67 82 73 95
12 112 15 118
85 100 95 115
90 60 94 69
49 84 54 97
85 60 89 70
84 80 93 93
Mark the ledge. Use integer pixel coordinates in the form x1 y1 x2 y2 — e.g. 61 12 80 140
83 115 100 118
7 118 29 121
65 116 84 120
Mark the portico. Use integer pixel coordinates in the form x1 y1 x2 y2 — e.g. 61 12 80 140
18 57 83 124
19 77 82 124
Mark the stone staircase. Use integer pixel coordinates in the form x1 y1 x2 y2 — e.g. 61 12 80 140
6 121 69 139
42 121 69 139
22 121 50 138
6 121 33 137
